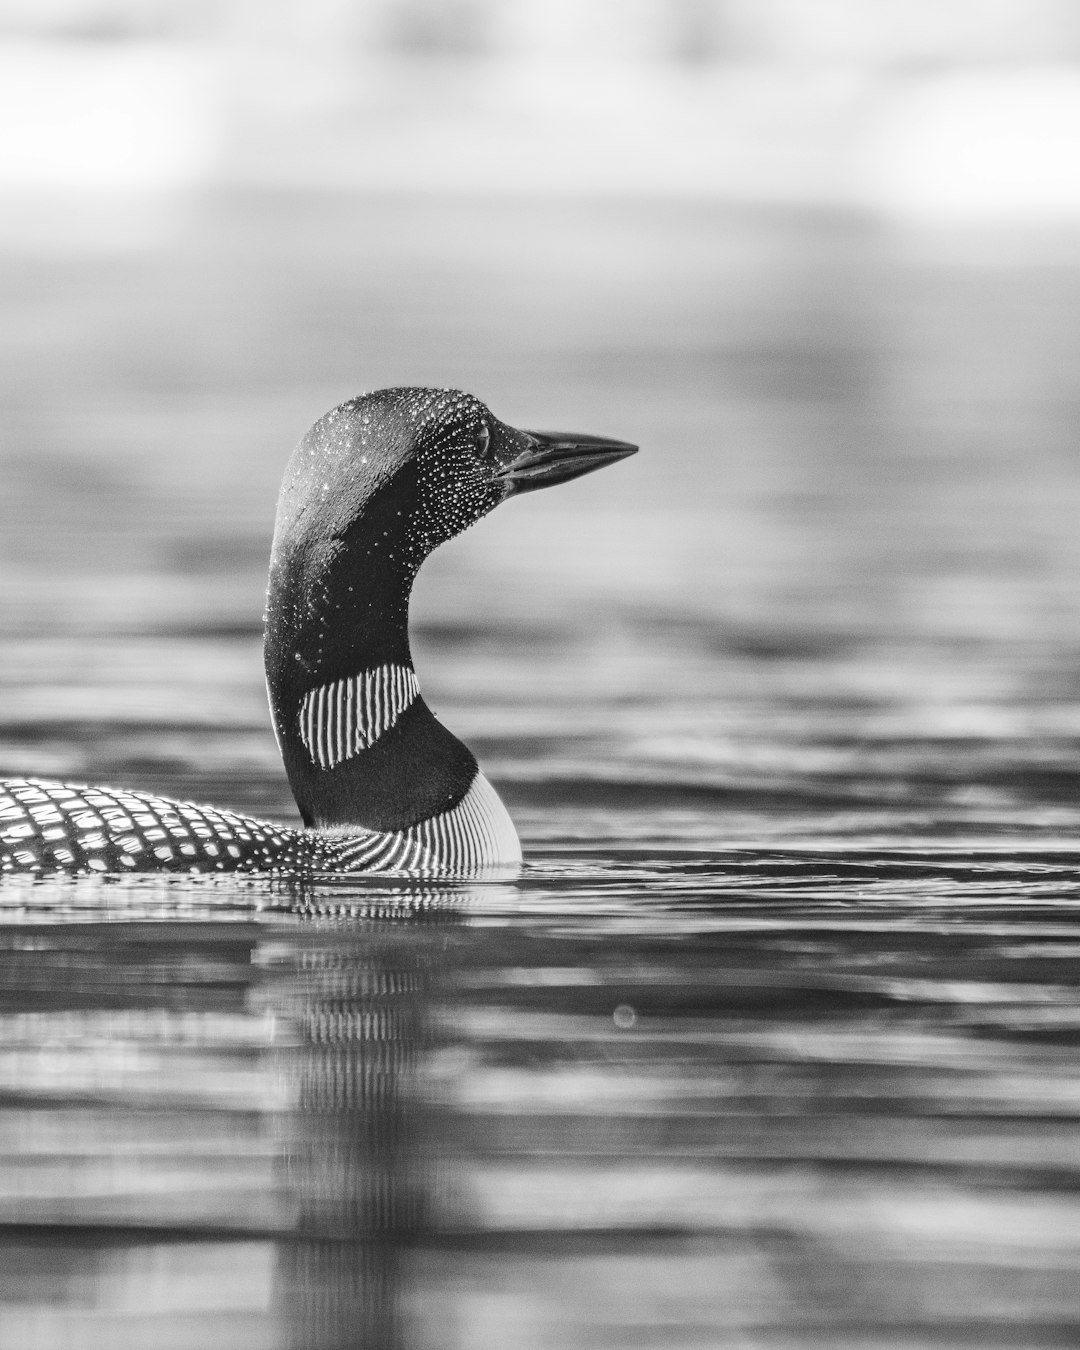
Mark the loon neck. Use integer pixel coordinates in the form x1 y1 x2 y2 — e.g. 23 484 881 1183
264 484 476 833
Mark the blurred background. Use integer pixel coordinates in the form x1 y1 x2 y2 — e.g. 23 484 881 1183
3 0 1080 730
2 0 1080 832
2 3 1080 806
6 7 1080 1349
2 1 1080 837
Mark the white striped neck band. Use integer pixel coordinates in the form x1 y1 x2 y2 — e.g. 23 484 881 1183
299 664 419 770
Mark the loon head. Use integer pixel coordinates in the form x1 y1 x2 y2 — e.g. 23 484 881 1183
269 386 636 559
264 387 636 835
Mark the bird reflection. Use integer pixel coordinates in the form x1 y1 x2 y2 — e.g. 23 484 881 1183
0 872 517 1345
261 881 494 1350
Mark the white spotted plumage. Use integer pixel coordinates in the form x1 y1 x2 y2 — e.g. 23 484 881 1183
0 780 292 875
299 665 420 770
0 771 521 878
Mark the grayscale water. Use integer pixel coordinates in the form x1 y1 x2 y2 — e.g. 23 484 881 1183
3 196 1080 1347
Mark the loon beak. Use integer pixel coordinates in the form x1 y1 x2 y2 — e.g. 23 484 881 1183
498 429 638 496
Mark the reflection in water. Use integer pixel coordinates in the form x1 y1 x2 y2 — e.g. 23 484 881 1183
262 895 463 1350
2 859 1080 1345
0 877 500 1349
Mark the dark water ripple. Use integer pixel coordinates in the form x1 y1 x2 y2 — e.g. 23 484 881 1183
0 847 1079 1346
2 623 1080 1346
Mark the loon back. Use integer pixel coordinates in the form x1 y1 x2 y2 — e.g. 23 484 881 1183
0 388 636 878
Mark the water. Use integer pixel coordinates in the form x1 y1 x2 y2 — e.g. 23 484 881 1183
3 851 1080 1347
3 195 1080 1345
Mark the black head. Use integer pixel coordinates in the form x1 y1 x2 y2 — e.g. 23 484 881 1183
272 386 637 566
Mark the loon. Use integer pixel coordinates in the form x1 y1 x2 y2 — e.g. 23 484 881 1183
0 388 635 879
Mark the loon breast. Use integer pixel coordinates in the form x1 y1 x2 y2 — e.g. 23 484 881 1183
0 387 636 879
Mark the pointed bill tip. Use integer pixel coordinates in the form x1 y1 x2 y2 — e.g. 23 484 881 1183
498 430 638 496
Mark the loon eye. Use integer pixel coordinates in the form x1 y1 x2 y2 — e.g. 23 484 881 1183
475 422 491 459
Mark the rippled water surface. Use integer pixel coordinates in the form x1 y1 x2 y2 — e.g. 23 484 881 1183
4 849 1080 1349
3 196 1080 1346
